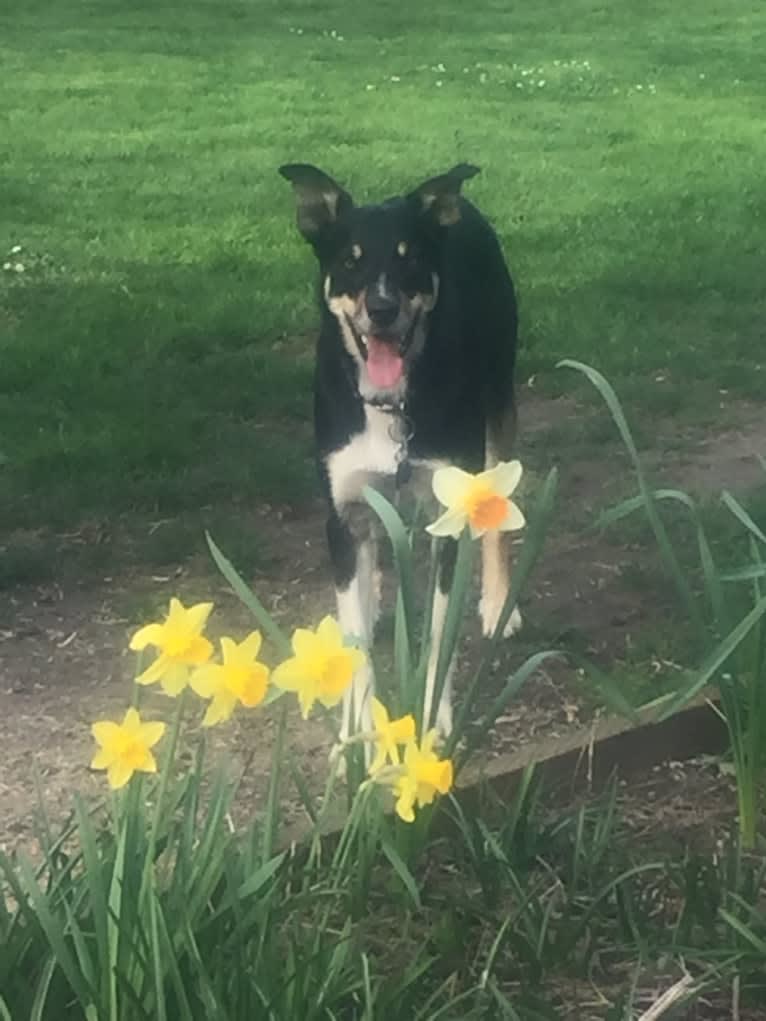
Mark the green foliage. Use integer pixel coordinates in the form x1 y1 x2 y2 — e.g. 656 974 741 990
563 360 766 848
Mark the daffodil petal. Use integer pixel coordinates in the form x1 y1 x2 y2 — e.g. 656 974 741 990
347 646 366 672
184 601 214 632
498 500 526 532
91 721 122 747
291 628 317 659
122 708 142 732
371 697 388 730
137 721 166 748
135 653 171 686
317 616 343 645
129 623 164 651
186 635 213 665
107 760 134 790
272 657 304 691
317 687 347 709
160 664 189 697
425 508 467 538
167 597 185 619
136 748 157 773
91 748 117 769
395 782 417 823
481 460 522 497
431 466 473 508
190 664 221 698
203 696 235 727
219 636 237 664
390 715 416 744
237 631 263 661
297 688 315 719
240 666 269 707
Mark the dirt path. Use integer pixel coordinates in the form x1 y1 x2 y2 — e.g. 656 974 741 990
1 392 764 851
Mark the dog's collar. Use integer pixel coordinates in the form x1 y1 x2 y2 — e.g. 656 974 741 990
363 394 405 414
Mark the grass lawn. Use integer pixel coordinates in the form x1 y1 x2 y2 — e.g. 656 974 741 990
1 0 765 529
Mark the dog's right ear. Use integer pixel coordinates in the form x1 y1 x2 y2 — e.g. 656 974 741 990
408 163 480 226
279 164 353 244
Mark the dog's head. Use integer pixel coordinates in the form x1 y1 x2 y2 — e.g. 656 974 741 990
279 163 479 399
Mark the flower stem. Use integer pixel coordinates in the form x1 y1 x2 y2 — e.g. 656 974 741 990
141 690 188 898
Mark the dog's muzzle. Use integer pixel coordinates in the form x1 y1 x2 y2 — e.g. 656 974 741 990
345 310 422 390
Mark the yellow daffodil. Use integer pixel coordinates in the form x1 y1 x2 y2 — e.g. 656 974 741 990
393 730 454 823
426 461 526 539
129 597 214 695
272 615 365 718
368 698 416 774
190 632 270 726
91 708 166 790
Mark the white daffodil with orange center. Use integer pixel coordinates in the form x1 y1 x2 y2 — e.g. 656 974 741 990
190 632 270 726
91 708 166 790
426 461 525 539
129 597 214 696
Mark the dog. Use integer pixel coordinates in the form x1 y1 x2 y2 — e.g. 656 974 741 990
280 163 519 741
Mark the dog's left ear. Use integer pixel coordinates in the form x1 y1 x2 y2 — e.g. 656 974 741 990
279 163 353 244
408 163 480 226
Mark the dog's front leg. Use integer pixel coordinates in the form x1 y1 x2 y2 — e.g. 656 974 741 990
423 538 458 738
326 510 376 743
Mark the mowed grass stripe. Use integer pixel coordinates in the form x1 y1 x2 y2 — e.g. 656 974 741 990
1 0 764 526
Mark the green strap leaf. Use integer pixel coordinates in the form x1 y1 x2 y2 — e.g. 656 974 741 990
207 532 291 658
380 837 422 909
559 359 704 638
659 593 766 719
722 489 766 546
17 853 95 1011
363 485 417 651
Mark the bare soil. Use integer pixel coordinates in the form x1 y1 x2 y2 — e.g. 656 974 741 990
1 390 765 853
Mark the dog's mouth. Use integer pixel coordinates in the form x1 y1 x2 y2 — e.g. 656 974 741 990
345 312 421 390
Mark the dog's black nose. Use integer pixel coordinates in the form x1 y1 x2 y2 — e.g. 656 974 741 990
366 291 399 330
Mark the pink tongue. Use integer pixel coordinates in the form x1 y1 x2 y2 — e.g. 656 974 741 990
366 337 403 389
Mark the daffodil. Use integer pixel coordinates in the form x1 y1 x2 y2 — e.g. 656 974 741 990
190 632 270 726
272 615 365 718
426 461 526 539
129 597 214 695
91 708 166 789
368 698 416 774
393 730 454 823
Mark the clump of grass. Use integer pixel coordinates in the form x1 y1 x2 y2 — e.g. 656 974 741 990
563 360 766 848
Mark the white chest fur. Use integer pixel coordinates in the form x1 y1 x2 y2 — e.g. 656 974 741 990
326 406 403 509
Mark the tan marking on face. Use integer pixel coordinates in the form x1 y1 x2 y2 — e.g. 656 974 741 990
408 273 439 315
324 276 363 361
397 240 408 257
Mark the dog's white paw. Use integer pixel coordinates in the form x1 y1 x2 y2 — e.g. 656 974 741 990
479 598 522 639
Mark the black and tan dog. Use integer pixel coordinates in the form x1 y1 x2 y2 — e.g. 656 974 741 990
280 163 519 740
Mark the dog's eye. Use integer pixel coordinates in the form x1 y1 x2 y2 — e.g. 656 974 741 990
343 256 358 271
